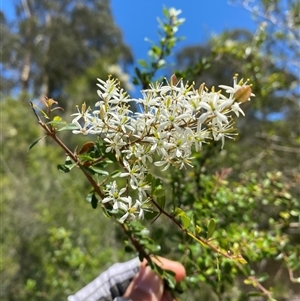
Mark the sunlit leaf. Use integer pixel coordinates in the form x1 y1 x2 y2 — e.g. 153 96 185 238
195 225 202 234
235 254 247 264
174 207 184 216
174 208 192 228
47 119 66 126
180 214 191 229
244 278 254 285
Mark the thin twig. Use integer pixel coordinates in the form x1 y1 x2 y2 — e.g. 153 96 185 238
148 194 239 261
248 276 273 299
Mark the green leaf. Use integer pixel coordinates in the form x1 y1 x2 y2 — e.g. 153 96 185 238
53 116 62 121
207 218 216 239
244 278 254 285
180 213 191 229
174 207 184 216
31 103 49 119
124 245 135 253
77 154 94 162
236 255 247 264
162 6 169 18
247 291 264 297
110 170 121 178
138 59 149 68
86 193 99 209
80 166 96 176
151 177 166 209
57 164 71 173
152 177 165 198
164 270 176 289
257 273 269 282
89 166 109 176
145 211 160 221
28 136 46 150
195 225 202 234
91 193 99 209
174 208 190 229
153 186 165 198
57 156 76 173
58 123 80 132
47 120 66 126
135 67 142 80
156 195 166 210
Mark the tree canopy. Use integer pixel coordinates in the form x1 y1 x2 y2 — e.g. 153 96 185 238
1 0 132 101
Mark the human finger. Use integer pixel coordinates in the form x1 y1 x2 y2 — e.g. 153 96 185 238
123 265 164 301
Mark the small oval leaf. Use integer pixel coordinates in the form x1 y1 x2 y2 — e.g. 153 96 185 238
207 218 216 239
28 136 45 150
78 141 95 154
180 214 191 229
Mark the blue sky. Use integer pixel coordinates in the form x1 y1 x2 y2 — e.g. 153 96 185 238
110 0 256 60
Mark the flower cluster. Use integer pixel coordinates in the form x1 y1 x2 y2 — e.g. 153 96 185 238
71 75 253 222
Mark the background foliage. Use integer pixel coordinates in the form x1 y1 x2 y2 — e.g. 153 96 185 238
1 0 299 300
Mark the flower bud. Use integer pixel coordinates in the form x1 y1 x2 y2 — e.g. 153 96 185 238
234 86 252 103
81 102 86 114
100 105 106 120
170 73 178 86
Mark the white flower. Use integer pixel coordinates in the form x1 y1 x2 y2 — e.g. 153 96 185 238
120 160 147 190
198 92 231 125
102 181 129 208
70 75 252 192
211 119 237 149
154 158 172 171
70 104 98 135
122 143 153 164
142 130 171 155
118 196 151 223
71 120 97 135
107 110 134 133
231 102 245 117
104 133 126 157
167 128 193 159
